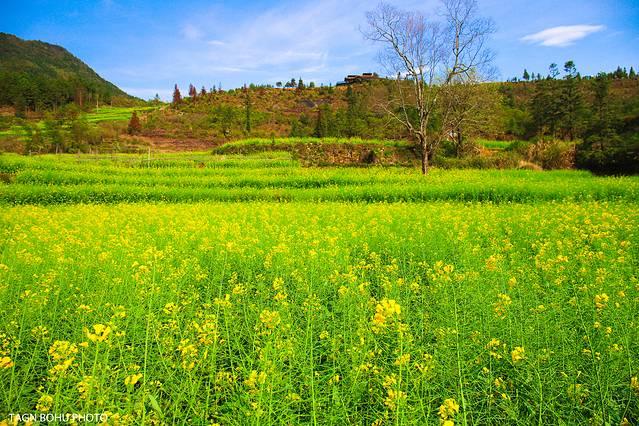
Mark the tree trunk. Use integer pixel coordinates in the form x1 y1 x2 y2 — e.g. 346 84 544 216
421 142 429 175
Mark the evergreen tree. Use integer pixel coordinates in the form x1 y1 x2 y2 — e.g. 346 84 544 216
200 86 207 97
188 84 197 98
314 105 333 138
560 61 583 140
531 79 561 136
172 84 182 105
522 69 530 81
629 67 636 79
549 63 560 79
345 85 365 137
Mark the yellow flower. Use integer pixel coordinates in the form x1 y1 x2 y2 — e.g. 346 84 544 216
48 340 78 362
493 293 512 319
631 376 639 395
384 388 407 410
177 339 198 370
486 338 503 359
244 370 267 389
394 354 411 366
77 376 94 400
511 346 526 364
594 293 609 310
85 324 112 343
125 373 143 386
319 330 329 340
214 294 232 308
371 299 401 332
36 394 54 412
163 302 179 315
30 326 49 340
259 309 281 330
0 356 14 369
438 398 460 420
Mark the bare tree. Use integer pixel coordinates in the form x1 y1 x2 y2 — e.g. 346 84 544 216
364 0 495 174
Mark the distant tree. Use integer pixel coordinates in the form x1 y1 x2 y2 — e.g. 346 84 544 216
564 60 577 78
172 84 182 105
531 78 561 136
344 85 366 137
243 84 252 134
297 78 305 90
629 67 636 79
314 104 334 137
188 84 197 98
290 78 297 88
560 61 584 140
276 81 283 88
153 93 161 104
522 69 530 81
128 111 142 135
200 86 207 96
549 63 560 79
309 81 316 88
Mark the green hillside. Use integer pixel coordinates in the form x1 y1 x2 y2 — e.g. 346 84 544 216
0 32 136 112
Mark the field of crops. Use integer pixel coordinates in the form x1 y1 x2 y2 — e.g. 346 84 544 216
1 152 637 204
0 107 156 140
0 152 638 424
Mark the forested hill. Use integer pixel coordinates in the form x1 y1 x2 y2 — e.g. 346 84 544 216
0 33 136 113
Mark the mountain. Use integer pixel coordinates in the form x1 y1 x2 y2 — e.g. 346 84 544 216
0 32 137 113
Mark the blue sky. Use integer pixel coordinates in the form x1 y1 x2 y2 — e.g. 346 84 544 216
2 0 638 100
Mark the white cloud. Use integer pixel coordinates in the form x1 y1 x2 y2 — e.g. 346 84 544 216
521 25 605 47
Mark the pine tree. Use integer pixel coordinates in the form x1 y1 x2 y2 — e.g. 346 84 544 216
200 86 207 97
172 84 182 105
522 69 530 81
629 67 636 79
559 61 583 140
188 84 197 98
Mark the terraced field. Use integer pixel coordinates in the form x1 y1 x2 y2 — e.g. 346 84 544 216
0 152 637 424
0 152 637 204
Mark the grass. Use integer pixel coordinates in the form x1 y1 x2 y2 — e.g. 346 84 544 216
476 139 517 150
0 152 637 424
84 106 157 123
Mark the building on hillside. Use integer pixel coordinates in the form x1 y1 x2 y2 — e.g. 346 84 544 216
337 72 380 86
